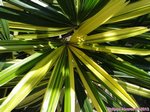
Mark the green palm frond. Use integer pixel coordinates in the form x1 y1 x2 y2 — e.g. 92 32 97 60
0 0 150 112
0 0 10 40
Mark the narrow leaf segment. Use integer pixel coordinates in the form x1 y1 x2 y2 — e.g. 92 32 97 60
70 46 138 108
0 46 64 112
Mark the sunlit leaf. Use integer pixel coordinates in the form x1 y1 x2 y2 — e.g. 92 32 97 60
72 59 104 111
84 27 149 43
17 89 46 109
70 46 138 108
8 21 71 32
116 79 150 98
0 46 64 112
41 49 66 112
73 58 107 112
70 0 127 42
64 50 75 112
0 52 45 86
77 44 150 56
75 75 93 112
107 0 150 23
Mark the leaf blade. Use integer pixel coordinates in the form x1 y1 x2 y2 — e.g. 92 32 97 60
0 0 10 40
70 0 127 42
40 48 66 112
107 0 150 23
64 49 75 112
85 27 149 43
76 44 150 56
70 46 138 108
0 46 64 112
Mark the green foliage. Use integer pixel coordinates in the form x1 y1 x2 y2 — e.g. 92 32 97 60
0 0 150 112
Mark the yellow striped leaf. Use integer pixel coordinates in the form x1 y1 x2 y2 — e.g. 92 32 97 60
76 44 150 56
40 49 66 112
64 50 75 112
70 55 103 112
84 27 149 43
107 0 150 23
70 0 127 42
0 46 64 112
70 46 138 108
116 79 150 98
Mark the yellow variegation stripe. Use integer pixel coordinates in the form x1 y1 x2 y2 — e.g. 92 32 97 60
0 46 64 112
17 89 46 108
0 97 5 105
41 50 66 112
70 0 127 42
14 30 71 39
76 44 150 56
116 79 150 98
64 50 75 112
8 21 71 31
69 52 103 112
88 72 150 98
107 0 150 23
84 27 149 43
69 46 138 108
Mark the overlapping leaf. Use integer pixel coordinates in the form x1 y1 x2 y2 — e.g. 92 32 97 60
40 48 66 112
77 44 150 56
0 52 46 86
70 46 138 108
84 27 149 43
0 0 10 40
0 46 64 112
77 0 109 23
70 0 127 42
64 50 75 112
107 0 150 23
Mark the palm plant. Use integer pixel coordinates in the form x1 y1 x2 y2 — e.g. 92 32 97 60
0 0 150 112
